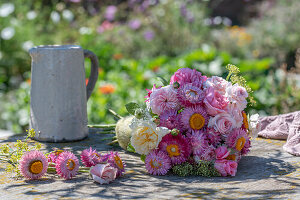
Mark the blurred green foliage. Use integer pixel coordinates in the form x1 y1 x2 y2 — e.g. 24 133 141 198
0 0 300 132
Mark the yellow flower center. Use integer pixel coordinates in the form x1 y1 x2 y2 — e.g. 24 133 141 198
189 113 205 130
92 153 101 161
67 159 76 171
150 159 162 169
242 111 249 130
114 155 124 169
226 154 236 161
29 160 43 174
55 149 63 156
166 144 180 157
236 137 246 151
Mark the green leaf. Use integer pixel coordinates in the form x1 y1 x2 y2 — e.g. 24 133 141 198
127 143 136 153
157 76 168 86
140 154 146 163
125 102 141 115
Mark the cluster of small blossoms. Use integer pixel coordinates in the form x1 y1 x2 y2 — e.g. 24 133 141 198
17 147 125 183
128 67 261 177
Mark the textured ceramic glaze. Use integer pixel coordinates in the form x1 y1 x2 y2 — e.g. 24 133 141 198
29 45 98 142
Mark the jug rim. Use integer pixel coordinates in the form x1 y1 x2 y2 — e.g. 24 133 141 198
30 45 82 50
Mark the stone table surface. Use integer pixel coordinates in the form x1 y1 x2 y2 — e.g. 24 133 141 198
0 129 299 200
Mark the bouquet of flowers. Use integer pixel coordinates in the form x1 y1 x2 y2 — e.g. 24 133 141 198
125 65 261 177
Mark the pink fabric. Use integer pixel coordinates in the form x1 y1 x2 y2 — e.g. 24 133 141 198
259 111 300 156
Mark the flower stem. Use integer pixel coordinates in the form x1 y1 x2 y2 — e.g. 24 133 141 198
108 109 122 120
88 124 116 128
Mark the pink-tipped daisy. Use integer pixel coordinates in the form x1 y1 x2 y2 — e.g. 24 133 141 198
48 149 64 164
180 106 209 133
19 150 48 180
145 149 171 175
159 109 180 130
80 147 102 167
103 151 126 177
55 151 79 180
225 128 251 155
158 133 191 165
177 83 205 106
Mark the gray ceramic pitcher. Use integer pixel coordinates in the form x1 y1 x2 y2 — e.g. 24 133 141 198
29 45 98 142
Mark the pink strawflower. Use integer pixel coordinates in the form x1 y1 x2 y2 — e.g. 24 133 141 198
225 128 251 154
145 149 172 175
48 149 64 164
203 87 229 116
215 146 230 160
102 151 125 177
180 106 209 133
159 109 180 130
177 83 205 106
158 133 191 165
19 150 48 180
215 159 238 176
149 85 180 115
55 151 79 180
187 130 208 155
81 147 102 167
170 68 205 87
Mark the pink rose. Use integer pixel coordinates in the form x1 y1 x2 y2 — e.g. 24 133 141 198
215 146 230 160
214 159 238 176
226 103 243 128
170 68 205 87
226 84 248 110
204 87 229 116
149 85 180 115
208 113 237 134
204 76 229 95
90 164 117 184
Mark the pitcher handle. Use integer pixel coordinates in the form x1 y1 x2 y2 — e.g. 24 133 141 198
84 49 99 100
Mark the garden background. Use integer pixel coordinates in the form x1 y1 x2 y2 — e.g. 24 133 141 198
0 0 300 133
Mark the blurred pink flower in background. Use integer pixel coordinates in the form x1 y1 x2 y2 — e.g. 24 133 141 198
105 5 117 21
97 21 114 34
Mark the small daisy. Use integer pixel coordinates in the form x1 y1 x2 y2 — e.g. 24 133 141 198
103 151 126 177
80 147 102 167
180 106 209 133
159 109 180 130
193 144 216 162
19 150 48 180
225 128 251 155
56 151 79 180
177 83 205 106
145 149 171 175
158 133 191 165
